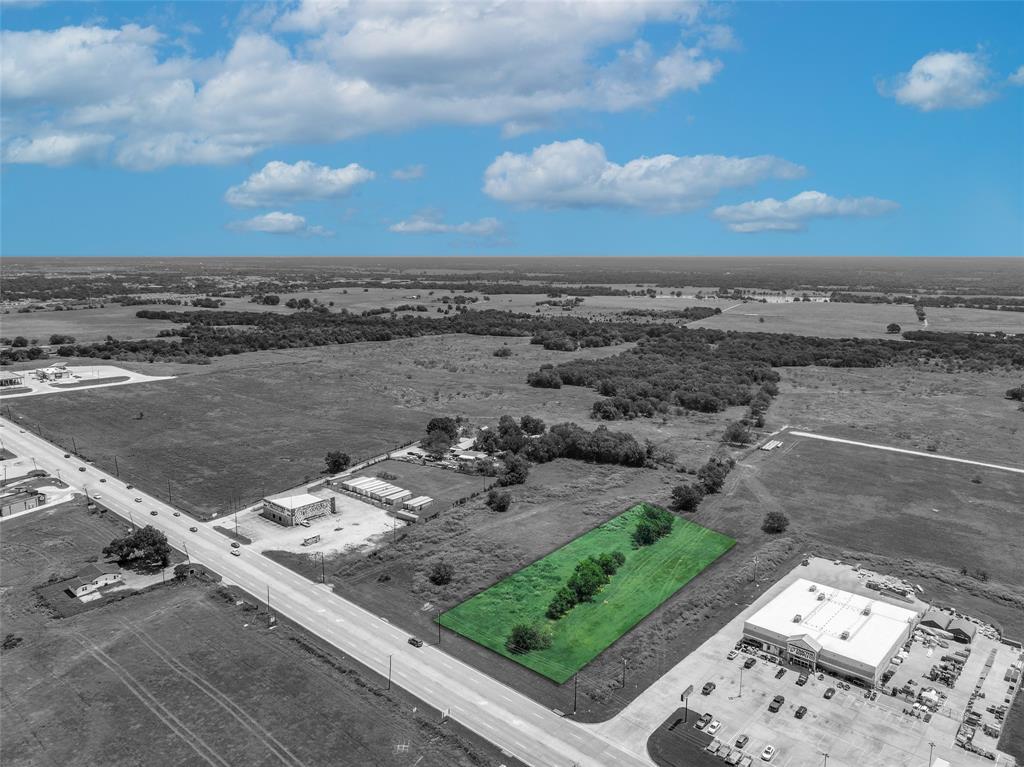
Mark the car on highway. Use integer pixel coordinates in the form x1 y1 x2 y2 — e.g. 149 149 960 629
173 511 180 517
230 542 240 549
702 682 716 695
768 695 785 713
78 467 86 472
727 650 738 660
189 527 198 532
735 735 749 749
761 745 777 762
706 720 722 735
694 713 712 730
150 510 158 516
126 484 133 489
795 705 807 719
63 453 71 458
93 495 102 500
774 667 786 679
408 637 424 648
230 549 240 557
100 478 106 483
134 497 142 502
824 687 836 699
744 657 756 670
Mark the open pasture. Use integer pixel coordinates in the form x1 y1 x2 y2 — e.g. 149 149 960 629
439 504 735 683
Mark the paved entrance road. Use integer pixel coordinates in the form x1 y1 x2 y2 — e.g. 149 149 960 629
0 417 657 767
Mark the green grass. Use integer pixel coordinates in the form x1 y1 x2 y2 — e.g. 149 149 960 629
439 503 735 683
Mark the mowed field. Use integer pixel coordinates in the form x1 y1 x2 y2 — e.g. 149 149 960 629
692 300 1024 338
5 334 741 518
726 436 1024 587
439 504 735 683
0 502 518 767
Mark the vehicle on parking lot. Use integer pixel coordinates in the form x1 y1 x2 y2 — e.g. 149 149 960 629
715 742 730 757
150 510 158 516
795 705 807 719
704 739 721 754
727 650 738 660
768 695 785 713
230 542 240 549
824 687 836 699
760 745 777 762
706 720 722 735
695 713 712 730
408 637 424 648
189 527 198 532
230 549 240 557
774 667 786 679
870 691 878 701
702 682 716 695
735 735 749 749
739 756 753 767
796 672 809 686
744 657 756 669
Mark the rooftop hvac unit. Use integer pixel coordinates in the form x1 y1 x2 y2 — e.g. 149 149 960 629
840 631 850 640
793 614 802 623
817 593 826 601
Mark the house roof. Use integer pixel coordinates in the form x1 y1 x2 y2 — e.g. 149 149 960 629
76 562 121 580
744 578 920 670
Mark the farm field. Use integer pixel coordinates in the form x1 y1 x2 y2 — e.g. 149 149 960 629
691 299 1024 338
439 504 735 683
4 334 741 519
0 502 519 767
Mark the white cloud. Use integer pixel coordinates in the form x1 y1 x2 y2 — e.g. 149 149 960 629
712 191 899 233
391 164 425 181
389 213 502 237
1 3 730 169
225 160 374 207
3 131 112 165
483 139 804 212
1009 65 1024 86
881 51 996 111
228 211 332 236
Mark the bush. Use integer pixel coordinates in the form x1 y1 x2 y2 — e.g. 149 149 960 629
1006 385 1024 402
486 489 512 513
324 451 351 473
427 560 454 585
722 420 753 445
546 586 577 619
670 484 704 512
527 369 562 388
493 346 513 357
497 454 530 486
567 558 609 602
632 505 674 546
761 511 790 534
506 623 551 654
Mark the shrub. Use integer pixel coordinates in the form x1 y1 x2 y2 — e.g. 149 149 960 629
761 511 790 534
722 420 753 445
493 346 513 357
546 586 577 620
670 484 704 512
632 505 674 546
486 489 512 513
497 455 530 486
427 560 454 585
506 623 552 654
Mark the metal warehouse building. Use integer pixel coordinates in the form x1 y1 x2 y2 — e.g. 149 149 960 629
742 578 921 687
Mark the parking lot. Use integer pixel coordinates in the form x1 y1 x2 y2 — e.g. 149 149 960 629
601 558 1019 767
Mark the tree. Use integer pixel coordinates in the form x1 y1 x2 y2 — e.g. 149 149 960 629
11 336 28 348
324 451 351 473
1006 385 1024 402
506 623 551 654
103 525 170 567
261 294 281 305
519 415 546 436
48 334 76 345
567 558 609 602
722 421 753 445
423 416 459 457
425 416 459 442
427 560 454 585
632 505 675 547
493 346 512 357
497 414 527 453
671 484 704 513
497 454 530 486
486 489 511 513
886 323 902 334
761 511 790 534
546 586 577 620
595 551 624 576
698 457 733 494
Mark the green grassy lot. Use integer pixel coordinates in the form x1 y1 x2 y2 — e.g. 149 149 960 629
439 503 735 683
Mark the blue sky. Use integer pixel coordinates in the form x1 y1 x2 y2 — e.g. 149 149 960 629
1 1 1021 257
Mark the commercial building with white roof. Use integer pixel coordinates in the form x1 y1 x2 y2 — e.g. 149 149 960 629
742 578 921 687
261 492 335 526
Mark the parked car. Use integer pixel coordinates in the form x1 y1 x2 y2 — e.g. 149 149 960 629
63 453 71 458
796 672 809 686
695 713 712 730
189 527 198 532
870 691 878 701
150 510 158 516
408 637 424 648
705 739 721 754
706 720 722 735
824 687 836 699
726 749 743 766
727 650 738 660
735 735 749 749
78 467 86 472
739 756 753 767
744 657 756 669
126 484 133 489
795 706 807 719
768 695 785 713
775 667 786 679
702 682 716 695
761 745 777 762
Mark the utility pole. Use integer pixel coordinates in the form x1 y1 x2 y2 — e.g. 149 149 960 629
267 584 272 621
752 554 759 584
113 455 119 477
822 753 829 767
437 610 441 645
320 551 326 584
928 742 935 766
167 479 172 505
739 666 744 697
128 510 135 528
388 654 393 690
622 657 627 688
573 673 578 715
184 543 190 565
72 436 78 454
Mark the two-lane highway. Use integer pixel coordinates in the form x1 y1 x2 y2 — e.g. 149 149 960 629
0 417 656 767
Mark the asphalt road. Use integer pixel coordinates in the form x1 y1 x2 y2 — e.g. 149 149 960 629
0 417 657 767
